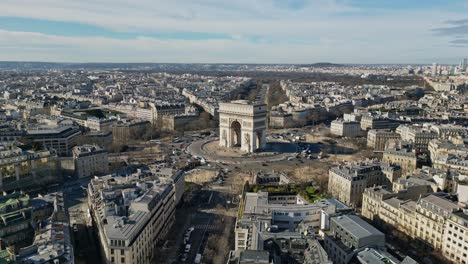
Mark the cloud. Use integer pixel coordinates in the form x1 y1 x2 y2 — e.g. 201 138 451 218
0 28 458 64
433 18 468 48
450 39 468 44
444 19 468 25
433 19 468 36
450 39 468 46
0 0 466 63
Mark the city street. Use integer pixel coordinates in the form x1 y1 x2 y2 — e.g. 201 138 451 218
65 178 101 264
157 188 235 264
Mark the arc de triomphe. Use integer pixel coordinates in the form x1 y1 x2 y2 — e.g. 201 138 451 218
218 100 267 153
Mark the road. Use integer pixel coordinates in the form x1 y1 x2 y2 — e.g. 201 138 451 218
187 138 298 165
157 189 232 264
65 178 101 264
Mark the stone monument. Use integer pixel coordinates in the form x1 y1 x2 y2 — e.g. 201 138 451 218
218 100 267 153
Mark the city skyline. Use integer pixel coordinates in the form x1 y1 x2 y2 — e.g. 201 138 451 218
0 0 468 64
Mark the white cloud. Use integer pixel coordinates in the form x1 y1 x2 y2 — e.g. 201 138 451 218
0 0 466 63
0 28 458 64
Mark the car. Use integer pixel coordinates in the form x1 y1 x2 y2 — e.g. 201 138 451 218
180 253 188 262
184 244 191 253
194 254 202 264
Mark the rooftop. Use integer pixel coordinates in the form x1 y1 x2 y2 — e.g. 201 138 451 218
88 169 176 243
332 215 384 239
356 248 400 264
239 250 269 264
419 194 461 213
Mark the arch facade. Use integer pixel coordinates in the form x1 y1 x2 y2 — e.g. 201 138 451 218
219 100 267 153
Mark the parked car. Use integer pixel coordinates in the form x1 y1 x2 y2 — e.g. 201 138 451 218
184 244 191 253
194 254 202 264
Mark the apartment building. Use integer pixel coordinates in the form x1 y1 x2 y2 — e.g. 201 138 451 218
0 192 34 247
392 177 435 200
428 138 468 165
160 113 199 131
382 149 417 176
0 145 60 192
82 131 113 149
17 192 74 264
381 164 403 184
72 145 109 178
330 120 361 138
328 162 389 207
362 190 462 252
443 210 468 264
85 117 117 131
361 186 397 221
153 103 185 124
396 125 438 152
431 124 467 139
414 195 461 249
269 112 293 128
367 129 400 152
88 168 183 264
110 119 150 142
360 115 398 131
0 124 23 143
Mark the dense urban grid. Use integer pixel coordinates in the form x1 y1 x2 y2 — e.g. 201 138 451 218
0 59 467 264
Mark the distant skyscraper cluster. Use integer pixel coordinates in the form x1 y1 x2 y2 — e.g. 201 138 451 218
431 57 468 76
460 57 467 71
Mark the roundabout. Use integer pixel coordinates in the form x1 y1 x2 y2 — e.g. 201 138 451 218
187 138 299 164
187 100 299 164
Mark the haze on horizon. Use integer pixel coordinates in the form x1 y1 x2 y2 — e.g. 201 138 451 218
0 0 467 64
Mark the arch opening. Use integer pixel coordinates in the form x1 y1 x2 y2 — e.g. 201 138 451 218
256 131 262 151
230 121 241 148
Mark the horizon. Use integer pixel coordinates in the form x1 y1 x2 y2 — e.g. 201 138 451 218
0 60 463 66
0 1 467 64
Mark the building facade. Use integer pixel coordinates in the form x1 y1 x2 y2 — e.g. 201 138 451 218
330 120 361 138
235 191 336 251
72 145 109 178
88 168 183 264
443 210 468 264
362 191 462 252
323 214 385 264
382 149 418 176
110 120 151 143
367 129 400 152
25 126 81 156
0 192 33 247
0 145 60 192
328 162 388 207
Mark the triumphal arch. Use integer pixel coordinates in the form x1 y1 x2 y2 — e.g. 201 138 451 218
219 100 267 153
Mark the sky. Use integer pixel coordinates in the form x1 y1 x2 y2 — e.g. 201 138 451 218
0 0 467 64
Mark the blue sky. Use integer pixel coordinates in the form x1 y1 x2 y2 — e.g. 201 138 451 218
0 0 467 63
